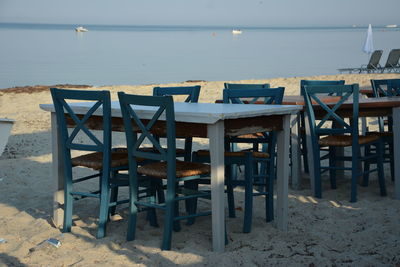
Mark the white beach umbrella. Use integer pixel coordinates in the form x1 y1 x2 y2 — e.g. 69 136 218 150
362 24 374 54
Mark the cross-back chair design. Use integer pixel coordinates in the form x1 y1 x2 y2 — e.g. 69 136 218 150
223 83 272 179
118 92 211 250
303 84 386 202
152 85 201 161
365 79 400 182
193 87 284 233
50 88 130 239
299 80 345 173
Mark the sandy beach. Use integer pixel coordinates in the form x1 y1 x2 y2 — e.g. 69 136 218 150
1 73 400 266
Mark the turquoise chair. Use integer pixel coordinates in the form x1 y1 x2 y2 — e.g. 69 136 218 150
50 88 131 238
303 84 386 202
193 87 284 233
365 79 400 182
223 83 271 180
299 80 345 173
153 85 201 161
118 92 212 250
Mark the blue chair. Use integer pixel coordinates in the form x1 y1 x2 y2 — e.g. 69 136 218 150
364 79 400 182
118 92 212 250
303 84 386 202
193 87 284 233
153 85 201 161
224 83 271 179
299 80 345 173
50 88 131 239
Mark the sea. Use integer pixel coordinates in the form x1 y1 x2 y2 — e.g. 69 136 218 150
0 22 399 89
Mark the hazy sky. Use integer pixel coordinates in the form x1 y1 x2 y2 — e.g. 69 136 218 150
0 0 399 27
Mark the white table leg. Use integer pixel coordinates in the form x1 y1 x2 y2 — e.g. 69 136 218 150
275 114 290 231
208 121 225 252
51 112 64 228
392 107 400 199
290 113 301 189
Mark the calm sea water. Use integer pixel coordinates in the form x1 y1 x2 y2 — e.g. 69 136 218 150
0 23 399 89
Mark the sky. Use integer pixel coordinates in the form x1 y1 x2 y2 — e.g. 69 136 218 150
0 0 399 27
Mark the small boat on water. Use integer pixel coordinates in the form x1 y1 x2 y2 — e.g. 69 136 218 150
0 118 14 156
385 24 397 28
232 29 242 35
75 26 88 32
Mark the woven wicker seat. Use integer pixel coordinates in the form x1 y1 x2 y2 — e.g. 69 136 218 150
196 149 269 158
139 147 186 155
234 132 265 139
318 135 380 147
138 160 210 179
366 131 393 137
71 150 133 170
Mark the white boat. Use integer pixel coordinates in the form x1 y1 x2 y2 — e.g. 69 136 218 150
385 24 397 28
232 29 242 35
75 26 88 32
0 118 14 156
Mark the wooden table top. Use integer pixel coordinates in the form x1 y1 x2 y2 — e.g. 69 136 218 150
282 95 400 109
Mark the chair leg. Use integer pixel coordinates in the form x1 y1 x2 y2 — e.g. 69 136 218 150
97 172 110 239
63 181 73 233
109 186 119 216
243 152 254 233
173 198 181 232
329 146 337 189
185 180 198 226
127 174 139 241
313 147 322 198
350 145 359 203
389 141 395 181
376 141 387 196
161 195 175 250
362 145 371 186
300 114 309 173
147 179 160 227
231 143 239 181
223 164 236 218
266 158 274 222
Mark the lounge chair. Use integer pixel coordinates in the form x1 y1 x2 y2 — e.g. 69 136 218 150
378 49 400 73
338 50 382 73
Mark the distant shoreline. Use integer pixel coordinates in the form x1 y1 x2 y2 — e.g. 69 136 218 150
0 22 397 31
0 84 91 94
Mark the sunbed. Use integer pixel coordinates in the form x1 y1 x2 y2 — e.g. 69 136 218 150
378 49 400 73
338 50 382 73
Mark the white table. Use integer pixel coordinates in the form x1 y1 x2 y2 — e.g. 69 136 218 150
40 102 302 252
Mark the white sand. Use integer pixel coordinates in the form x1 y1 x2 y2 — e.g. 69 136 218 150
1 73 400 266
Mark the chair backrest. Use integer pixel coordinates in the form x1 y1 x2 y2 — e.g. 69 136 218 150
383 49 400 68
300 80 345 96
303 84 359 138
50 88 112 172
223 87 284 104
224 83 270 89
371 79 400 97
118 92 176 169
153 85 200 103
367 50 383 69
